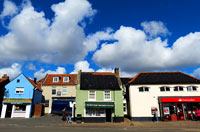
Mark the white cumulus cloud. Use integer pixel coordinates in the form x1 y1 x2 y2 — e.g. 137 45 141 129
0 0 18 18
92 25 200 73
72 61 94 73
34 67 66 80
0 0 104 66
26 63 36 70
141 21 170 38
0 63 21 79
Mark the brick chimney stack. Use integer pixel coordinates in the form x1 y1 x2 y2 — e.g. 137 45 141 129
114 68 119 76
2 74 9 80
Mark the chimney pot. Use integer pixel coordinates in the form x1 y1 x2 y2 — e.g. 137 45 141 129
114 68 119 76
34 78 37 84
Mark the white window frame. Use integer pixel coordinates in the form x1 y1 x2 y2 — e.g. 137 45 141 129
88 90 96 101
63 77 70 82
160 86 170 92
187 86 197 91
62 87 67 95
15 87 24 94
53 77 59 82
138 87 150 92
174 86 184 92
104 90 111 101
52 86 56 95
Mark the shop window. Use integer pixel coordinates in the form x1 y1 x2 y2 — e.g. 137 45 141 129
62 87 67 95
52 86 56 95
45 100 49 107
63 77 70 82
15 87 24 94
187 86 197 91
138 87 149 92
86 108 105 117
174 86 184 91
160 86 170 92
53 77 59 82
104 90 111 100
88 90 96 100
14 105 26 112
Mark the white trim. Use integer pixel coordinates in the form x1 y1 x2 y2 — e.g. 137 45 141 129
88 90 96 101
63 77 70 82
15 87 24 94
53 77 59 82
1 104 7 118
104 90 111 101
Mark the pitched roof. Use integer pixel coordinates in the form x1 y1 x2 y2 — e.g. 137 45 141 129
42 74 77 86
25 76 42 91
0 78 7 83
129 72 200 85
120 77 133 85
80 72 121 90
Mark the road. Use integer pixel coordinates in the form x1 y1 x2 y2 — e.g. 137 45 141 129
0 115 199 132
0 125 195 132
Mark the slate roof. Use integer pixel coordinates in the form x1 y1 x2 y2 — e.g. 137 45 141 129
80 72 121 90
42 74 77 86
120 77 133 85
129 72 200 85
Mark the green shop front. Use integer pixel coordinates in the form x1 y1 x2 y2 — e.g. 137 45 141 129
85 101 115 122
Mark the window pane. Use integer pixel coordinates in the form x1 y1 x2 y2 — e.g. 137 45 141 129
144 87 149 91
89 91 95 100
160 87 165 92
63 77 70 82
193 87 197 91
179 87 183 91
57 91 61 96
139 87 143 92
166 87 170 91
174 87 178 91
45 100 49 107
187 86 192 91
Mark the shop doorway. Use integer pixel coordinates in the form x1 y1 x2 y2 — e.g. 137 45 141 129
176 103 184 120
5 104 12 118
106 108 112 122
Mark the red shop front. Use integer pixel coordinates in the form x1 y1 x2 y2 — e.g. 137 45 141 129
159 97 200 121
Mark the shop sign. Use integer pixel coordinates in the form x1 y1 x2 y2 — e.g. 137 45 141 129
161 97 200 102
3 99 32 102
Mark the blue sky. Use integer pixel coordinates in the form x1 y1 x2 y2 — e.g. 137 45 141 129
0 0 200 80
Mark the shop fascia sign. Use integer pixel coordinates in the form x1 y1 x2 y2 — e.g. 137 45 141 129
3 99 32 103
161 97 200 102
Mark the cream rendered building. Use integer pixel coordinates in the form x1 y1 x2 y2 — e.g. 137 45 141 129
127 72 200 121
39 74 77 115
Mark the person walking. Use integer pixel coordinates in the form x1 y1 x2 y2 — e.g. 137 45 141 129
155 108 159 122
62 107 66 121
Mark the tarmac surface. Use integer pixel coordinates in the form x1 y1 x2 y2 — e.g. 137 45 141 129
0 115 200 132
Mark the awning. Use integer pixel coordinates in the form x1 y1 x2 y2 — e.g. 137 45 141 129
85 102 114 108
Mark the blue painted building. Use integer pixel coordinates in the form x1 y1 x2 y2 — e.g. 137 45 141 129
0 74 42 118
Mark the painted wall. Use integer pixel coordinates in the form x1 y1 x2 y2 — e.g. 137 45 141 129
75 75 124 118
42 85 76 113
33 89 42 104
4 74 34 99
129 84 200 119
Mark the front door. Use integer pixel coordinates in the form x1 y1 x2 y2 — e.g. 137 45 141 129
106 108 112 122
5 104 13 118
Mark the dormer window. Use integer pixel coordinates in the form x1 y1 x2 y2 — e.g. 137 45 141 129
53 77 59 82
63 77 70 82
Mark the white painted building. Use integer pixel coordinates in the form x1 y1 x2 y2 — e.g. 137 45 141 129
127 72 200 121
